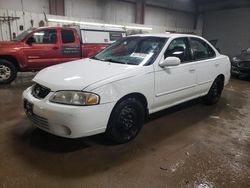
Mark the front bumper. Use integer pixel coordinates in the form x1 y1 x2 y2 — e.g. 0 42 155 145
22 87 115 138
231 65 250 76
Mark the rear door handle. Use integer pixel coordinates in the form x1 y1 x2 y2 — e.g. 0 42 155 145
215 63 219 67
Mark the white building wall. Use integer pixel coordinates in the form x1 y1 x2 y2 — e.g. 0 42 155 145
145 6 195 31
202 7 250 57
0 0 200 41
102 1 135 24
65 0 135 24
0 0 49 13
0 9 46 41
146 0 195 12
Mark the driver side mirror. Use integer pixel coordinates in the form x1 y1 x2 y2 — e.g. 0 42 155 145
26 37 35 46
159 56 181 68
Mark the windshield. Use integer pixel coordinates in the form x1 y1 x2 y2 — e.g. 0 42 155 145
14 29 33 41
246 48 250 53
93 36 167 65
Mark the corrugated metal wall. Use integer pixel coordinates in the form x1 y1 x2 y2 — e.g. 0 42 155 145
203 7 250 57
65 0 135 24
146 0 195 12
145 6 195 30
0 0 49 13
0 0 201 41
0 9 46 41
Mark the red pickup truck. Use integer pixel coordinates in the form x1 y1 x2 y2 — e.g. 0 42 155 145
0 26 125 84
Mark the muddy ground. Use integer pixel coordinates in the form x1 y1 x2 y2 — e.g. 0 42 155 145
0 74 249 188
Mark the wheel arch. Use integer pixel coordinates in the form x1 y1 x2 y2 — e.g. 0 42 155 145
216 74 225 83
216 74 225 88
0 55 20 71
112 92 149 118
105 92 149 143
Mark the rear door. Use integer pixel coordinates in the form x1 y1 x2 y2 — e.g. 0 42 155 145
189 37 218 96
60 28 81 62
22 28 61 69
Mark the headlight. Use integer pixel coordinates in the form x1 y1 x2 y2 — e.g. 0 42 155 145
232 57 240 62
49 91 100 106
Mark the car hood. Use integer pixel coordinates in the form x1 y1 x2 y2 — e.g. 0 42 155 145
33 58 141 91
236 53 250 61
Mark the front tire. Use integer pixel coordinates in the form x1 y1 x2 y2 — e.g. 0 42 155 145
204 77 224 105
105 98 145 144
0 59 17 85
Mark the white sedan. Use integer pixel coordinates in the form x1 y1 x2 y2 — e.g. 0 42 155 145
23 34 231 143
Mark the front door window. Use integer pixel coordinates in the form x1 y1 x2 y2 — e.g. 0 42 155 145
30 29 57 44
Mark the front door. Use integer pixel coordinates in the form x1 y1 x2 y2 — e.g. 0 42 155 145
153 37 197 111
22 29 61 70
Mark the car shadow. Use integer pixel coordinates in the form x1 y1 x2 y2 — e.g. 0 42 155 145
27 129 114 153
20 97 203 153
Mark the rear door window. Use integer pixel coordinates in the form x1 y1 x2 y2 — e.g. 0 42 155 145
61 29 75 43
190 38 216 61
109 32 125 42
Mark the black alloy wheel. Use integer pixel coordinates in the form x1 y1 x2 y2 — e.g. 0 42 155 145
204 77 224 105
106 97 145 144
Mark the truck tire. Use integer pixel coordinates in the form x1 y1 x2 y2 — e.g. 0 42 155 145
105 97 145 144
0 59 17 85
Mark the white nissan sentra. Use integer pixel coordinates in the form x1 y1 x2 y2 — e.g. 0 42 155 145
23 34 231 143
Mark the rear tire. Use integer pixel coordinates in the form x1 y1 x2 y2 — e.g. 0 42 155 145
0 59 17 85
203 77 224 105
105 98 145 144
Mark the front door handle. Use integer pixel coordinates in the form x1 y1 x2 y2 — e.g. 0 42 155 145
52 46 59 50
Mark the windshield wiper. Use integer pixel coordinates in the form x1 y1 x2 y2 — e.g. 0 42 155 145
103 58 126 64
91 57 127 64
91 56 102 61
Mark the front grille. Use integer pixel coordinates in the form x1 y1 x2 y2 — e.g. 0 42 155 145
239 61 250 68
27 113 49 130
32 84 51 99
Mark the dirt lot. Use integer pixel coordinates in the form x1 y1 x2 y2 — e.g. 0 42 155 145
0 74 249 188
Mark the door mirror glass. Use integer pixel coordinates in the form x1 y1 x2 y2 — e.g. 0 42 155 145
159 56 181 67
26 37 35 45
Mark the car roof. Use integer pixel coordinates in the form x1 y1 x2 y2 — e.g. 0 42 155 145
130 33 202 39
128 33 220 56
33 26 78 30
